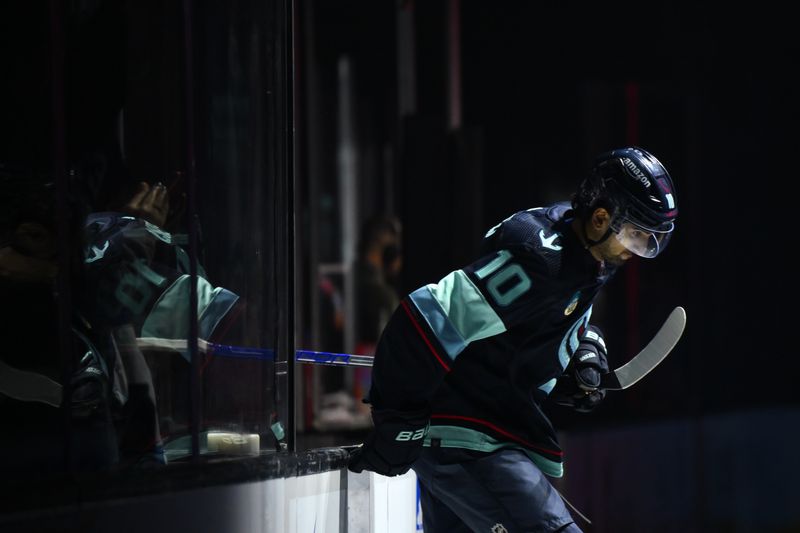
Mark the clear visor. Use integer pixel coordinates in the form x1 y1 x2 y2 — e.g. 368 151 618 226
613 219 674 258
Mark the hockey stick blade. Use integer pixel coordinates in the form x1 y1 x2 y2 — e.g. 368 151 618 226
600 306 686 390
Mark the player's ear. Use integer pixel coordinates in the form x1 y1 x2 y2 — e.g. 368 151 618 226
590 208 611 232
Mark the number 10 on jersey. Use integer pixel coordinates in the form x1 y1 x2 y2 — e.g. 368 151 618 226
474 250 532 306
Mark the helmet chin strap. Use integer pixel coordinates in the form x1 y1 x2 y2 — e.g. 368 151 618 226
582 224 614 250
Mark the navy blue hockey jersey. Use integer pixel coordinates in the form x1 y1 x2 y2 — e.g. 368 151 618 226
368 202 616 477
82 212 239 352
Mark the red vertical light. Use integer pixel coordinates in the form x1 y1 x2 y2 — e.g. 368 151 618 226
624 82 641 362
447 0 461 131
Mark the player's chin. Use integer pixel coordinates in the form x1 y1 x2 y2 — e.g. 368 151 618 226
607 254 631 266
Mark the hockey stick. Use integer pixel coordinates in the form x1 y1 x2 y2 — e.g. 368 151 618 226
297 308 686 391
134 338 374 366
599 306 686 390
135 306 685 391
295 350 374 367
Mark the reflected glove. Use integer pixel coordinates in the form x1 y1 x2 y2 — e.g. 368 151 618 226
550 325 610 413
347 407 429 477
70 333 111 420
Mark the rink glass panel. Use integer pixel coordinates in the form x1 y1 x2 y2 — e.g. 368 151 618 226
11 0 293 484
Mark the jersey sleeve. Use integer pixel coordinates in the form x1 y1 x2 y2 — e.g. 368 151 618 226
407 243 553 361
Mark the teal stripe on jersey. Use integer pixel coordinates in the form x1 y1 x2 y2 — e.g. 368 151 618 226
538 305 593 395
409 270 507 360
409 286 467 359
538 377 558 395
424 425 564 478
565 305 593 366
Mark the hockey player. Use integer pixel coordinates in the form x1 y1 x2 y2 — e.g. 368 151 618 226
348 147 679 532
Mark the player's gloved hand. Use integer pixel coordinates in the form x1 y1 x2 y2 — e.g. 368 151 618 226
550 325 610 413
347 406 429 477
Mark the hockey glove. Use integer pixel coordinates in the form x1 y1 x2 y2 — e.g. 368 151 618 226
347 407 429 477
550 325 610 413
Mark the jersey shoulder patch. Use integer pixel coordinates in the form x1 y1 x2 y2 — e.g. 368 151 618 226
482 203 569 276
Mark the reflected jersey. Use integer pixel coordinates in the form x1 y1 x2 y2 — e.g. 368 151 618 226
82 212 239 349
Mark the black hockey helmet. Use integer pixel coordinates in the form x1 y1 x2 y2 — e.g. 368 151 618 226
573 147 678 258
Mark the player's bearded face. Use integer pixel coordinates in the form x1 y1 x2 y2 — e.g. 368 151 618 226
599 237 633 266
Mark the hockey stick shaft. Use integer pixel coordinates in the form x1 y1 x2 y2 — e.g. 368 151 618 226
136 338 375 366
137 306 684 391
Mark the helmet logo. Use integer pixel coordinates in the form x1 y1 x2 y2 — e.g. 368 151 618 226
621 157 651 188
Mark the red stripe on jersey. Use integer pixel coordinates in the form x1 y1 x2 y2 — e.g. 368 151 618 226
431 414 564 457
401 299 451 372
